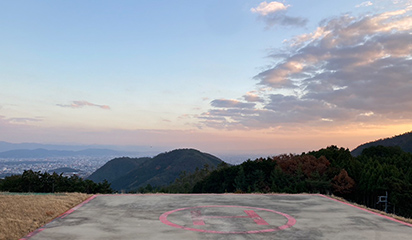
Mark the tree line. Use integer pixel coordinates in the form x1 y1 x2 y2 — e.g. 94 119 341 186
1 145 411 218
141 145 412 218
0 170 113 194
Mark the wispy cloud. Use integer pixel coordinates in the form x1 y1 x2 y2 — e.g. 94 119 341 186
251 1 307 28
0 115 43 125
356 1 373 8
8 117 43 123
201 5 412 130
57 101 111 110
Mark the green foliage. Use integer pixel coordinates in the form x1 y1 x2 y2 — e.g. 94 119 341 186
195 158 281 193
87 157 150 184
233 166 247 192
350 145 412 217
0 170 113 194
160 164 216 193
192 165 240 193
105 149 224 191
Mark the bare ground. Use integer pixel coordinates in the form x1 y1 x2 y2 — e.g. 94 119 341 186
0 192 91 240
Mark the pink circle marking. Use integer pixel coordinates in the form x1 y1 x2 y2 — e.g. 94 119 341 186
159 205 296 234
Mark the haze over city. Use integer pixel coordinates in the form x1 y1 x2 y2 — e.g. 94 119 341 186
1 0 412 155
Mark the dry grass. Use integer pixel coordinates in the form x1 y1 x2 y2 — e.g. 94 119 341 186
0 192 91 240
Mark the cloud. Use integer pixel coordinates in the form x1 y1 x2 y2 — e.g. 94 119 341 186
251 1 308 28
211 99 256 109
8 117 43 124
356 1 373 8
251 1 289 16
201 6 412 130
57 101 111 110
243 91 264 102
0 115 43 125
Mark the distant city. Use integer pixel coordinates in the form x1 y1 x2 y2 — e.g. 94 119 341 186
0 141 266 179
0 141 160 179
0 154 264 180
0 156 115 179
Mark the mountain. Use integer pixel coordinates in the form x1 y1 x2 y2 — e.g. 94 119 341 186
0 148 131 158
87 157 150 183
0 141 159 156
88 148 224 192
351 131 412 156
0 141 95 152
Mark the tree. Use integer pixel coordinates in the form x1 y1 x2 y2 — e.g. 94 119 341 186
233 166 247 192
0 170 113 194
331 169 355 195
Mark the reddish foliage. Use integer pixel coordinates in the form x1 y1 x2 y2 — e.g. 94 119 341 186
254 157 267 162
332 169 355 194
272 154 330 178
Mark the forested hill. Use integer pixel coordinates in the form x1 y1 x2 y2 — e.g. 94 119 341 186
87 157 150 183
88 148 224 192
351 131 412 156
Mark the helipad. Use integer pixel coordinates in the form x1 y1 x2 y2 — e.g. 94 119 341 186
22 194 412 240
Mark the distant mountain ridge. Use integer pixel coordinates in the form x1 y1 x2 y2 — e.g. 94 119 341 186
351 131 412 156
0 141 160 156
88 148 224 192
0 148 131 158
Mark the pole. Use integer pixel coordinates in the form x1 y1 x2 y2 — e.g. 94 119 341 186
385 191 388 213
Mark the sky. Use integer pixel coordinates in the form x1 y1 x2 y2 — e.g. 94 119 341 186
1 0 412 155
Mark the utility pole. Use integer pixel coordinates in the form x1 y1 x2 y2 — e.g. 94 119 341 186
377 191 388 213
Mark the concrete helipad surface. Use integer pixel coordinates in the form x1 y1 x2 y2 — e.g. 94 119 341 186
23 194 412 240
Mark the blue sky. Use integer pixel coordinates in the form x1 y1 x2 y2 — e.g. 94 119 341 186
1 1 412 154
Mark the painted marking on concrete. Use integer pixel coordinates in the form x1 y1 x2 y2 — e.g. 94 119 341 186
20 195 97 240
60 195 96 219
159 205 296 234
191 210 205 225
190 209 269 226
244 210 270 225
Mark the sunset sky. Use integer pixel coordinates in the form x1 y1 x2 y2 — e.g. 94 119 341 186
1 0 412 155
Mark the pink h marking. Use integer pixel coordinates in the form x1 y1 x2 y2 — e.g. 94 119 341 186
191 210 205 225
190 209 269 226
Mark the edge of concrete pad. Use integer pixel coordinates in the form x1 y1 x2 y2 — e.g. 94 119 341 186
19 194 97 240
18 193 412 239
318 194 412 228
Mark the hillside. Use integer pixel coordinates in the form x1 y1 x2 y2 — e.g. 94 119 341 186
87 157 150 183
89 149 224 192
351 131 412 156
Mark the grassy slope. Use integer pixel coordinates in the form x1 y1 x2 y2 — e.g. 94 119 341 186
0 193 91 240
